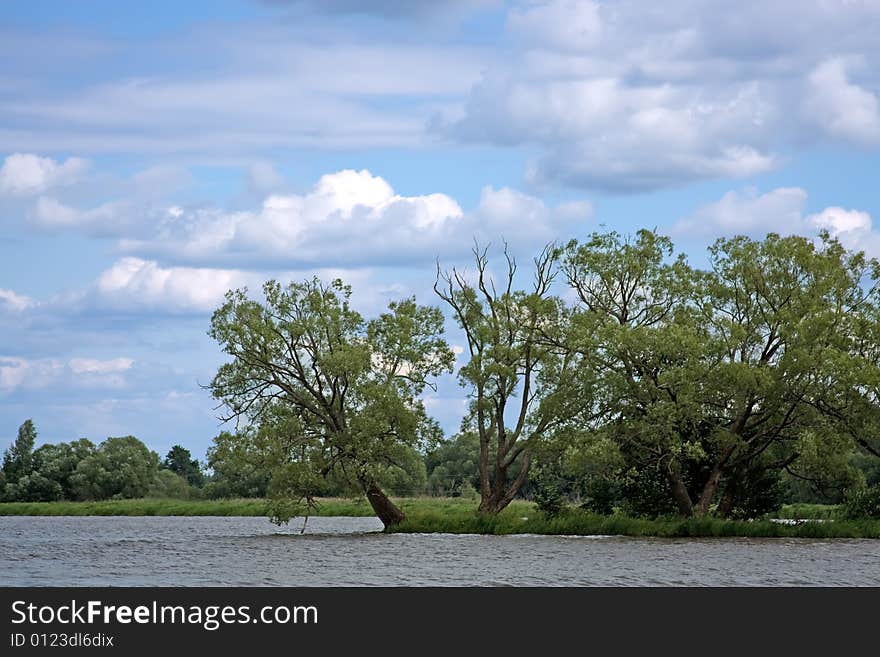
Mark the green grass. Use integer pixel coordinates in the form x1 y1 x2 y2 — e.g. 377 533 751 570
389 505 880 539
1 497 876 538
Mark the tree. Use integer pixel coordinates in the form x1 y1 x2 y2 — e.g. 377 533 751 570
435 244 593 514
31 440 94 500
564 230 879 517
70 436 159 500
425 432 481 496
205 430 272 499
2 419 37 489
163 445 204 487
208 277 453 528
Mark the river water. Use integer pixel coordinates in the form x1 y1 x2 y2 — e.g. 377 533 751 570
1 516 878 586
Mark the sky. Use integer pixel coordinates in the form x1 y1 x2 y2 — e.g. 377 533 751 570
1 0 880 459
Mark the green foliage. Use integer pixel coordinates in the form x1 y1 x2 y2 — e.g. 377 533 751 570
70 436 159 500
2 419 38 497
162 445 204 487
204 430 271 498
562 230 880 518
529 465 566 518
208 276 453 525
842 484 880 520
425 432 481 496
435 244 594 513
148 469 199 499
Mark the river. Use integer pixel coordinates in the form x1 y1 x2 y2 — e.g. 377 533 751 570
1 516 878 586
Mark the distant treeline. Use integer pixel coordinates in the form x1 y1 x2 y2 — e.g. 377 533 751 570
2 418 878 519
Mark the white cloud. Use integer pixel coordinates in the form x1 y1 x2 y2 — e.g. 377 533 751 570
806 206 880 254
675 186 880 256
0 153 88 196
674 187 808 237
804 58 880 145
68 357 134 375
118 169 592 266
0 33 490 154
30 196 125 232
0 355 136 394
507 0 601 51
444 0 880 190
0 288 34 312
91 257 258 314
0 357 63 393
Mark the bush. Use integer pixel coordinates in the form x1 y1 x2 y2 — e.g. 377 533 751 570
579 476 620 515
842 484 880 519
148 470 198 499
531 467 567 518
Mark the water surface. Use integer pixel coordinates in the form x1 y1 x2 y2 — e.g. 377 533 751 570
2 516 877 586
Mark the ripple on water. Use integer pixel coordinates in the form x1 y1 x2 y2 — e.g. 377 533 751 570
1 516 879 586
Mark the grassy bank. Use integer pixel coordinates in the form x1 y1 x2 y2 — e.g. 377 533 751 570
389 506 880 539
1 497 876 538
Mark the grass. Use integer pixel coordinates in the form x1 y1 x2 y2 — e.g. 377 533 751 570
389 505 880 539
1 497 877 538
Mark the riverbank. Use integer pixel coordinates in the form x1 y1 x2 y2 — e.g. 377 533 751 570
2 497 877 538
388 507 880 539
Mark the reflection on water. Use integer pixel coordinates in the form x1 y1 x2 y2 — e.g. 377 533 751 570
1 516 878 586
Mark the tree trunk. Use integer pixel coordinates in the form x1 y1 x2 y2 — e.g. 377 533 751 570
695 466 724 516
716 488 735 519
665 464 694 517
477 451 532 515
363 480 405 529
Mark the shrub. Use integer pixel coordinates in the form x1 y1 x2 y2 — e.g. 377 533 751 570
842 484 880 519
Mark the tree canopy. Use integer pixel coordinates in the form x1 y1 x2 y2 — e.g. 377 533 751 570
208 277 453 527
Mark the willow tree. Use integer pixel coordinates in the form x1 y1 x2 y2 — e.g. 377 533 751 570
208 277 453 528
564 230 879 517
435 244 593 514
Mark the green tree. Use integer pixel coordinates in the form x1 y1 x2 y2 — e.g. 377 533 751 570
425 432 481 496
204 430 272 499
148 469 197 499
208 277 453 528
2 419 38 491
70 436 159 500
162 445 204 487
564 230 878 517
435 244 594 514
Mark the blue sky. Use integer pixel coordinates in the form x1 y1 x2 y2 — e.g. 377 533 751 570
2 0 879 459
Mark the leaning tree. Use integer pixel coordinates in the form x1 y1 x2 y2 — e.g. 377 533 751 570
208 277 453 528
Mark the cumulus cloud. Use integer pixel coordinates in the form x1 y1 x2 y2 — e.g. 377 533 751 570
674 187 808 237
674 187 880 256
806 206 880 254
443 0 880 191
0 153 88 196
804 58 880 145
119 169 592 267
90 258 258 314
